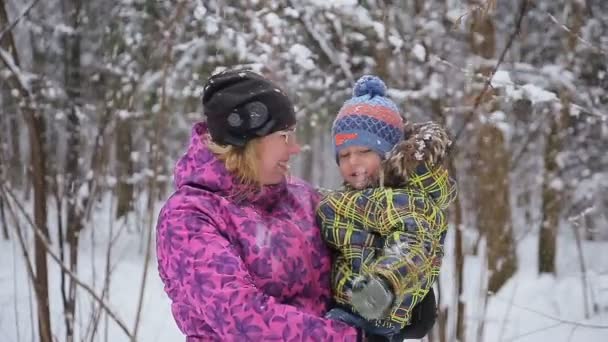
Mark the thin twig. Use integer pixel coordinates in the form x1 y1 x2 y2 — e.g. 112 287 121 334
0 0 42 42
569 216 591 319
454 0 531 142
498 280 520 342
544 12 608 56
492 296 608 329
510 110 552 170
477 240 489 342
11 229 22 342
567 324 579 342
0 184 134 339
505 322 563 341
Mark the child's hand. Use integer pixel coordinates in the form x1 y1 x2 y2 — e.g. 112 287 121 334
350 276 394 320
325 307 401 338
325 307 365 325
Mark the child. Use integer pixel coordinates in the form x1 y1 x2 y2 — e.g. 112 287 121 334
317 75 457 340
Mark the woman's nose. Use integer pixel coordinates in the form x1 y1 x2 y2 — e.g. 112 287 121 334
288 142 301 155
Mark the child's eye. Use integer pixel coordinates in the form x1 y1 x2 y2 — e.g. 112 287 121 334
360 149 372 154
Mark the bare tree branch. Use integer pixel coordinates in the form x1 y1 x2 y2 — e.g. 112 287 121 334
0 0 42 42
0 184 134 339
454 0 531 141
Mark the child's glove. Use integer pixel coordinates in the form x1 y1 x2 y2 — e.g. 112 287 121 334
365 288 438 341
325 307 400 337
350 275 394 320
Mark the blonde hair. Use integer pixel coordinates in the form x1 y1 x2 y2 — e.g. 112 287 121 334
206 134 261 187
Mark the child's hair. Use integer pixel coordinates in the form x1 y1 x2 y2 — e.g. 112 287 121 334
380 122 453 187
207 135 261 187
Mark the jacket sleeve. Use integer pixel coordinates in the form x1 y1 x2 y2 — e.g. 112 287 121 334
156 208 360 342
317 191 383 251
368 192 441 322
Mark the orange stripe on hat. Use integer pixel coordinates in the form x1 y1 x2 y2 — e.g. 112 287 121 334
335 132 358 146
337 103 403 128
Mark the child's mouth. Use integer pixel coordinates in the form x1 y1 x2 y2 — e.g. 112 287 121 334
351 169 368 188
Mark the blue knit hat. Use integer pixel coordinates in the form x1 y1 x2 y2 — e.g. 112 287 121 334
332 75 405 159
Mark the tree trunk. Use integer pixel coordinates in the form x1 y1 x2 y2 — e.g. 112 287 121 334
0 95 9 240
62 0 84 340
539 94 569 273
0 193 8 240
29 110 53 342
477 124 517 293
538 0 584 272
300 118 315 183
453 187 466 341
0 1 22 188
115 117 134 219
431 96 466 342
468 1 517 294
1 2 53 340
9 115 20 187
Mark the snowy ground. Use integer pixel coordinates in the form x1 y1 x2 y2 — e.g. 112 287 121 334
0 196 183 342
1 196 607 342
439 224 608 342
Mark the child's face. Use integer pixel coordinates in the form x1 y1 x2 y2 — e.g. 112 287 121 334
338 146 382 189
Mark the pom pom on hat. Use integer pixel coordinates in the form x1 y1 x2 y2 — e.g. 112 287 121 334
353 75 387 97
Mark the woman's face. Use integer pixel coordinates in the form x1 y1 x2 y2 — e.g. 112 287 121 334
338 146 382 189
256 127 301 185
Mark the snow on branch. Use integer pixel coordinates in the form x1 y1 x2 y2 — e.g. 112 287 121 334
0 47 32 96
420 50 606 123
287 0 354 82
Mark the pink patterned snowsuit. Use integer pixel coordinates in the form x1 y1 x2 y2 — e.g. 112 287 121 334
156 123 359 341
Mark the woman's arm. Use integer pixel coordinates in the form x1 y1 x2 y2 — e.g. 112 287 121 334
156 208 360 341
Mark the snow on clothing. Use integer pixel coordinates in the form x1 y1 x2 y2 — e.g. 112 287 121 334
156 123 359 341
317 163 457 328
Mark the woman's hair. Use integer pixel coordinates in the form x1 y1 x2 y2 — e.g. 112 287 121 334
207 134 261 187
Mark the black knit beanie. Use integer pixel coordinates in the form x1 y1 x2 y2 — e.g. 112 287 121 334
202 69 296 147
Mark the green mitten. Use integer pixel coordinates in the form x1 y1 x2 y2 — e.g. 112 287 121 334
351 276 394 320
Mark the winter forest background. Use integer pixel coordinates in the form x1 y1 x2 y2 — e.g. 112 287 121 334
0 0 607 341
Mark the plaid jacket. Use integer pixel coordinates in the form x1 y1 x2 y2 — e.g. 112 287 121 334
316 164 456 327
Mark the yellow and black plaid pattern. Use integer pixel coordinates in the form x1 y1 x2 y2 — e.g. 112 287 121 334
317 165 456 328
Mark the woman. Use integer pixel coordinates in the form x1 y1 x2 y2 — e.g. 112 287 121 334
155 69 360 341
